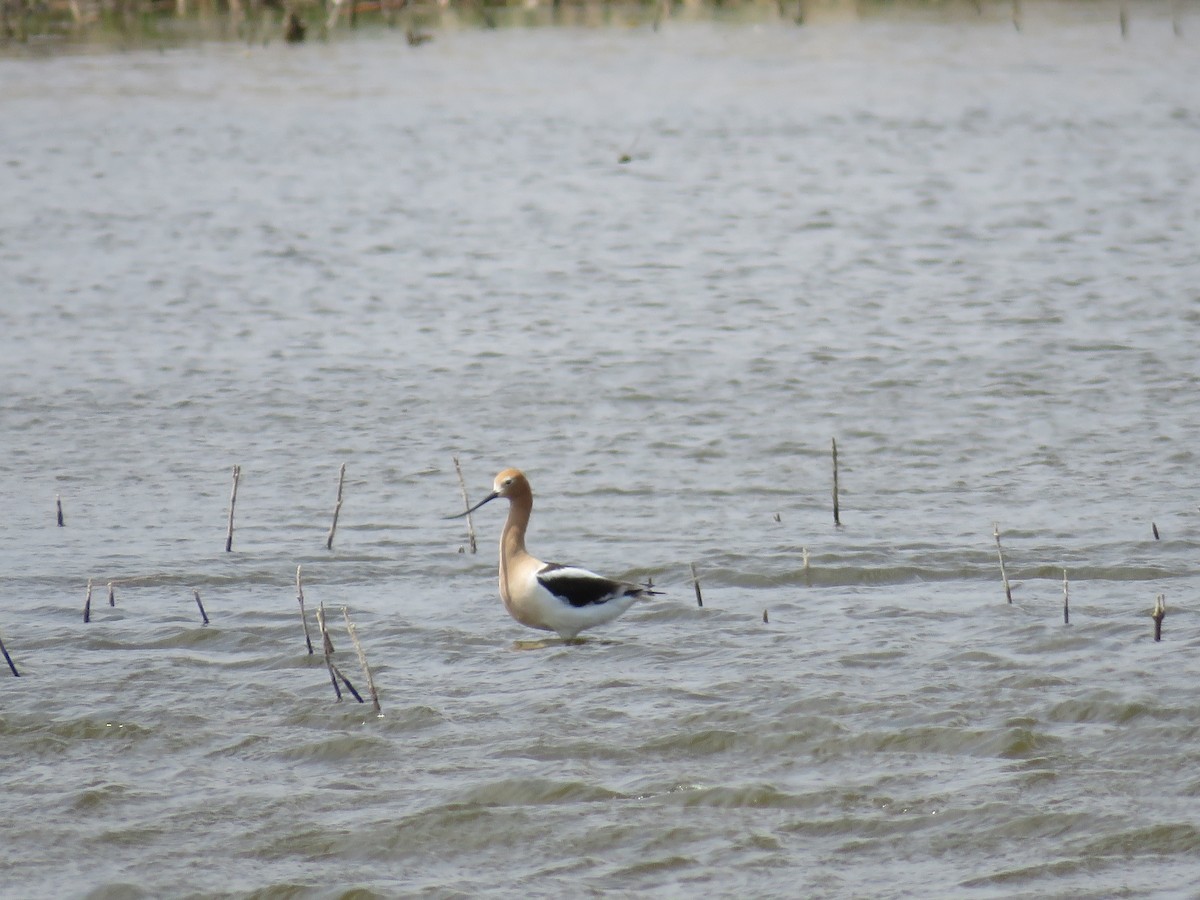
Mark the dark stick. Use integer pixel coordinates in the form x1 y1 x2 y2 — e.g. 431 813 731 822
296 565 314 655
762 609 769 624
56 494 64 527
993 523 1013 604
193 589 210 625
316 602 342 700
1062 570 1069 625
325 463 346 550
1152 594 1166 642
1152 522 1160 540
225 464 241 553
315 604 363 702
1 629 20 676
329 661 364 703
107 582 115 608
83 578 93 623
690 562 703 608
831 438 841 527
453 456 477 554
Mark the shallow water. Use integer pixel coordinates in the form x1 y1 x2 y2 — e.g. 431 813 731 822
3 7 1200 897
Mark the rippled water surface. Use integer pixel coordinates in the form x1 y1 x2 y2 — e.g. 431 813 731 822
3 8 1200 897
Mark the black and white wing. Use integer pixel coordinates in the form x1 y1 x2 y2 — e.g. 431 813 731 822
537 563 651 608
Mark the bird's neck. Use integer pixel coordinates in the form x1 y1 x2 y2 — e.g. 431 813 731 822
498 488 532 608
500 489 532 561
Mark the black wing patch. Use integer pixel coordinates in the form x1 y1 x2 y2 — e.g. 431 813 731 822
537 563 638 608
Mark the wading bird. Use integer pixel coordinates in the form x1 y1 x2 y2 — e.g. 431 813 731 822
452 468 661 640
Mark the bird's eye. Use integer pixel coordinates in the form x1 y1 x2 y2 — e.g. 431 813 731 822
503 478 513 486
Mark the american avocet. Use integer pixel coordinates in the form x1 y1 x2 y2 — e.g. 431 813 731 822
453 468 661 640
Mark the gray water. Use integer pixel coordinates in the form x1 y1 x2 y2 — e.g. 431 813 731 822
3 8 1200 897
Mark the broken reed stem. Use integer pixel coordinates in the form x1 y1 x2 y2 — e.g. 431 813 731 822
0 629 19 677
1152 594 1166 642
690 562 703 608
993 523 1013 604
84 578 93 623
225 464 241 553
107 582 115 608
1152 522 1160 540
296 565 314 655
453 456 477 554
1062 570 1069 625
56 494 64 527
831 438 841 527
325 463 346 551
342 607 381 714
193 589 210 625
762 609 769 624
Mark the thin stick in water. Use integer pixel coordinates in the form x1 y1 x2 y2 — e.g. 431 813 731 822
1152 594 1166 642
342 607 381 714
1152 522 1160 540
690 562 703 608
0 628 19 677
331 661 363 702
994 523 1013 604
84 578 93 623
315 602 362 703
193 589 210 625
225 464 241 553
316 603 341 700
762 609 769 624
107 582 116 608
326 463 346 551
453 456 477 554
56 494 64 527
1062 569 1069 625
296 565 314 655
802 546 811 587
333 663 363 702
831 438 841 527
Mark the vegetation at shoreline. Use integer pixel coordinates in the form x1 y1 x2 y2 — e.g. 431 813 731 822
0 0 1184 54
0 0 758 48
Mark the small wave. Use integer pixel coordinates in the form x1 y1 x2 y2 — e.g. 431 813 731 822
1045 695 1180 726
1071 822 1200 857
275 733 392 763
455 777 623 807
